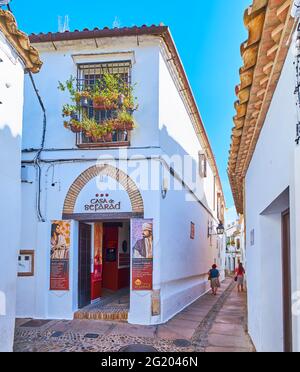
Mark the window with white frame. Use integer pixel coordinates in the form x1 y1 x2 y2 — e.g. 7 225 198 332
199 152 207 178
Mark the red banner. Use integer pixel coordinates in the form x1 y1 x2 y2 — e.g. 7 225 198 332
50 260 69 290
131 219 153 291
132 258 153 290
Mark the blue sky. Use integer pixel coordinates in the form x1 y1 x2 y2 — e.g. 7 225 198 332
10 0 249 212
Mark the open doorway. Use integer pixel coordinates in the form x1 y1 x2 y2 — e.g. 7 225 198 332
77 220 131 320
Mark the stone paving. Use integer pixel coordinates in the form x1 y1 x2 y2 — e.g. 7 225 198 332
13 278 255 352
74 288 130 321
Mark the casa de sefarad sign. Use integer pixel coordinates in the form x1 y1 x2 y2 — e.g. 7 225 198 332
84 194 121 212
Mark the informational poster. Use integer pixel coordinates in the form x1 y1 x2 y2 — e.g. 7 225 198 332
50 221 70 291
132 219 153 291
91 223 103 300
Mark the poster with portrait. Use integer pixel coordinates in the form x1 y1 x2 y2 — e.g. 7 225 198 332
131 219 153 291
50 220 70 291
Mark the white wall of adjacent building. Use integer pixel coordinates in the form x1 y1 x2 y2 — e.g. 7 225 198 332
245 45 298 352
291 144 300 351
18 35 225 325
0 31 25 352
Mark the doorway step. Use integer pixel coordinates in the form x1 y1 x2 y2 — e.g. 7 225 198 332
74 288 129 322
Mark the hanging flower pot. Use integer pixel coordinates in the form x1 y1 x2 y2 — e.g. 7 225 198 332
91 136 104 143
104 132 113 142
64 119 83 133
93 95 117 111
70 122 82 133
112 113 135 131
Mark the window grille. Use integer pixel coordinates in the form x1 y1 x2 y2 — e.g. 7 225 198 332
76 61 132 147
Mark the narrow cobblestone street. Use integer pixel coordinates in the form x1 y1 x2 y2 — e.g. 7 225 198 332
14 278 254 352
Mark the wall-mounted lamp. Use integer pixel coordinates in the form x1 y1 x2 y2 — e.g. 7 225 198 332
208 221 225 237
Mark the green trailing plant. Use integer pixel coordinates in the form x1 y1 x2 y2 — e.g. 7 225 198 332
58 76 92 103
62 104 78 117
81 116 98 137
109 110 136 130
59 73 138 137
64 118 83 133
121 83 138 111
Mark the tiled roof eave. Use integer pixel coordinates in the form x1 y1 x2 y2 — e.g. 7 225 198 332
0 9 42 73
228 0 294 214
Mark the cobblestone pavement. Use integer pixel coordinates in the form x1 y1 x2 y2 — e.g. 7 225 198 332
14 278 255 352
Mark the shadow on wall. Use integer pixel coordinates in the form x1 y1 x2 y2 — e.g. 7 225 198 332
0 124 22 352
159 124 210 209
0 124 22 180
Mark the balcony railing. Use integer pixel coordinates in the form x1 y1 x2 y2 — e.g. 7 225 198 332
76 128 130 148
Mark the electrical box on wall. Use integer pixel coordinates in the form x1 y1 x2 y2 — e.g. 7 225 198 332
21 165 33 183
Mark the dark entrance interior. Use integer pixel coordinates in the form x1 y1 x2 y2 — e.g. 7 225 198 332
78 223 92 309
78 220 130 311
102 223 130 292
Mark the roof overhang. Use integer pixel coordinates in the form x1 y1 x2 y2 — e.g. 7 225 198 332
0 9 42 73
228 0 295 214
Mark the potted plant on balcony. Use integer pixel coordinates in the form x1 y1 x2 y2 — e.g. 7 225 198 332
62 104 78 118
75 90 91 108
92 92 118 110
81 116 99 139
58 76 92 109
64 118 83 133
112 110 135 131
102 121 114 142
92 73 120 110
121 83 139 113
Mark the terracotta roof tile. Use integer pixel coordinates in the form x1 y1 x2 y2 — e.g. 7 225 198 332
0 9 42 73
227 0 294 214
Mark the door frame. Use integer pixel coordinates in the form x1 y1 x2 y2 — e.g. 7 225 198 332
281 209 292 352
78 222 92 309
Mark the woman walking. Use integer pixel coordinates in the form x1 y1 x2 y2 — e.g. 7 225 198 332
235 263 246 293
208 264 220 296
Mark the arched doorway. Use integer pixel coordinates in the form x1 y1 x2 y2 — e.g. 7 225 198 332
63 164 144 318
62 164 144 219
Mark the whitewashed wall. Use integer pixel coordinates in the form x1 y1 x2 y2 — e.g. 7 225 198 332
245 47 297 352
291 144 300 351
0 31 25 352
18 35 224 325
158 49 224 322
22 38 160 151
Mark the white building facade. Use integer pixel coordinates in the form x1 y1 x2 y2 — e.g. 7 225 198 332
18 26 226 326
225 218 245 274
0 9 42 352
228 0 299 352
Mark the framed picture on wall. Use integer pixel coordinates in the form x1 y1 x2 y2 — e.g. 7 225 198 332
18 250 34 277
190 222 195 240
